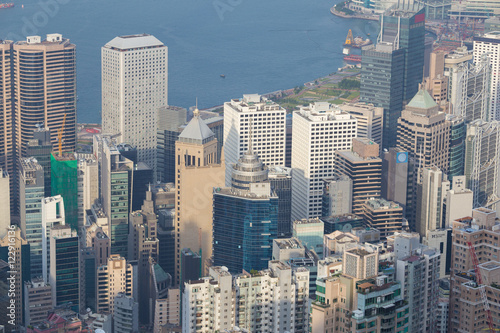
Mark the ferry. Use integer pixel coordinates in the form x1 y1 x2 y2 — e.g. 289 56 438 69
0 3 14 8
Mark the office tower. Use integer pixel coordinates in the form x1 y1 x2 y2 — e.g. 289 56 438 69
102 34 168 176
157 105 187 183
292 218 324 258
272 237 306 261
97 136 134 258
212 147 278 273
286 113 293 167
395 247 440 333
397 88 451 182
445 46 491 122
80 247 97 313
322 175 353 217
340 102 384 151
464 120 500 213
113 293 139 333
24 278 52 327
0 226 30 330
335 138 382 215
291 102 357 220
175 109 224 283
196 110 224 164
152 183 176 278
180 248 201 292
77 155 98 227
447 114 466 180
474 31 500 120
49 225 79 312
268 166 292 237
360 42 405 148
223 94 286 185
0 169 9 239
50 152 78 230
415 166 450 238
379 6 426 101
444 176 473 227
41 195 65 282
320 214 365 235
96 255 134 314
382 147 414 214
362 198 404 239
26 127 53 197
449 208 500 332
426 50 449 106
19 158 44 278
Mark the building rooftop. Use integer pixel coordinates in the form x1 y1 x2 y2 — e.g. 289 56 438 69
336 150 381 163
178 111 215 144
365 198 401 210
407 89 438 109
293 218 324 225
274 238 304 250
104 34 164 50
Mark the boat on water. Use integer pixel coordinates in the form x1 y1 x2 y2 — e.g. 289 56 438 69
0 3 14 8
343 55 362 63
343 29 373 48
220 74 226 78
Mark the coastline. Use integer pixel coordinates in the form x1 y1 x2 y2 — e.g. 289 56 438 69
330 5 379 21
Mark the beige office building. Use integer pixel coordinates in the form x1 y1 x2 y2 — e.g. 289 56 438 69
174 109 225 283
340 102 384 153
397 88 451 183
96 255 135 314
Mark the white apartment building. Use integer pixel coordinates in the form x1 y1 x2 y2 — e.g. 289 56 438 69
41 195 65 283
223 94 286 185
473 32 500 120
101 34 168 175
77 154 98 228
96 255 135 314
183 263 310 333
291 102 357 220
339 102 383 151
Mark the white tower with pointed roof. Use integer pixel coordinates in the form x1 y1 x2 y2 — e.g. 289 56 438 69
101 34 168 176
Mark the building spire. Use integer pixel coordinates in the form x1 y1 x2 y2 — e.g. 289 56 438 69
193 97 200 118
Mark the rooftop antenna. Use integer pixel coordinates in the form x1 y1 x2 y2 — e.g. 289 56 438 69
193 97 199 117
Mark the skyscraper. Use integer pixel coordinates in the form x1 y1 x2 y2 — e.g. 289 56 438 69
291 102 357 220
268 165 292 237
223 94 286 185
0 169 9 239
360 43 405 148
51 152 78 230
26 127 53 197
0 41 13 198
102 34 168 176
41 195 65 282
473 31 500 120
49 225 79 313
212 146 278 273
464 119 500 212
175 109 225 283
19 157 44 278
340 102 384 152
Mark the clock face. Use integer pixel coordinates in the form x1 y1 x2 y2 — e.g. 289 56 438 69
397 152 408 163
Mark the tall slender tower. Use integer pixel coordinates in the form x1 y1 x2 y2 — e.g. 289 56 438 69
175 108 225 283
102 34 168 176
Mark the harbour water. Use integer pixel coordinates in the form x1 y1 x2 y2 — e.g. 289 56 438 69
0 0 379 123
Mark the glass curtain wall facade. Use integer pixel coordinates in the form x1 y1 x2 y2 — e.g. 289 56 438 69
110 171 130 258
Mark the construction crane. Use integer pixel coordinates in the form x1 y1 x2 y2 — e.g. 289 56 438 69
467 241 494 333
58 113 67 157
345 29 354 45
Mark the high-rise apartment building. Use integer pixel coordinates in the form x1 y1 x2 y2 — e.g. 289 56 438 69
444 46 491 122
335 138 382 215
291 102 357 220
360 42 405 148
49 225 79 313
397 88 451 182
464 119 500 212
416 166 450 238
41 195 65 282
102 34 168 175
24 278 53 327
19 157 44 278
340 102 384 151
96 255 134 314
213 148 278 273
449 208 500 332
474 31 500 120
175 109 224 283
223 94 286 185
